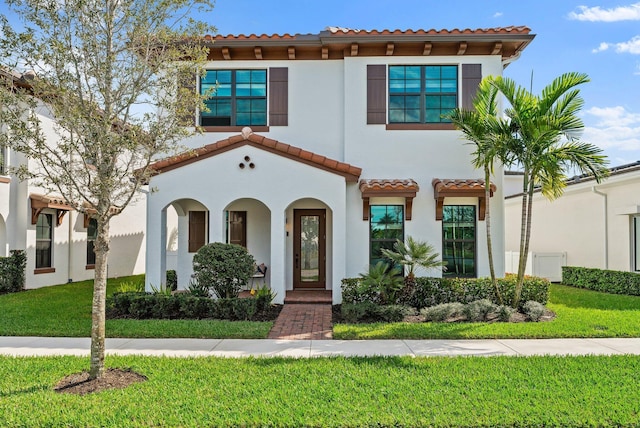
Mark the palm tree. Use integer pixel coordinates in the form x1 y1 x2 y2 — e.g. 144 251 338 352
490 72 609 307
382 236 446 304
447 77 512 304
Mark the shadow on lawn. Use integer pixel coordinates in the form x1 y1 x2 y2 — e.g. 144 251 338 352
550 284 640 311
0 384 50 397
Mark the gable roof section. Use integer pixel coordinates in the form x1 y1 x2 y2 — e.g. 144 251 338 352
147 128 362 182
204 26 534 63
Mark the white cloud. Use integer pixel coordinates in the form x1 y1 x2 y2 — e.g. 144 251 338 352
569 2 640 21
615 35 640 53
493 12 503 18
635 62 640 75
582 106 640 153
592 36 640 54
592 42 611 53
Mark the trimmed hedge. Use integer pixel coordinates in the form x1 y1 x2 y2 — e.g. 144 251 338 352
0 250 27 294
341 274 549 310
562 266 640 296
107 292 270 321
340 302 411 323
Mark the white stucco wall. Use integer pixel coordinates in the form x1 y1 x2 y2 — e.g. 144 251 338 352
1 104 147 289
145 54 510 302
504 169 640 273
146 144 348 303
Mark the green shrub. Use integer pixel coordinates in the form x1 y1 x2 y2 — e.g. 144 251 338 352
0 250 26 294
523 300 546 322
117 281 144 293
107 292 147 317
342 274 549 310
341 302 410 323
497 305 515 322
166 270 178 291
421 302 465 322
187 279 210 297
192 243 255 299
562 266 640 296
463 299 496 322
359 262 404 305
341 278 380 304
106 292 270 321
253 285 276 312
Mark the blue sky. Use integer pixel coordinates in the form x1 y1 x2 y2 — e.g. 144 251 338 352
3 0 640 167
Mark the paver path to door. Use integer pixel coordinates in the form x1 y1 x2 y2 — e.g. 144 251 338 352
268 304 332 340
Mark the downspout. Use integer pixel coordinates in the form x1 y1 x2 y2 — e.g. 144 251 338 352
592 186 608 269
67 211 73 283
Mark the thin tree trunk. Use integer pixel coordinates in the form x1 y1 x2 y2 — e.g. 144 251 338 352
515 176 536 307
484 167 502 304
89 218 110 380
514 171 530 307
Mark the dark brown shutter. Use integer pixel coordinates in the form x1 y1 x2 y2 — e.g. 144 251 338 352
269 67 288 126
461 64 482 110
178 72 198 126
228 211 247 248
367 65 386 124
188 211 206 253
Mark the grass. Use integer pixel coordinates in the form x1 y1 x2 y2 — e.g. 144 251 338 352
334 283 640 339
1 354 639 427
0 275 272 339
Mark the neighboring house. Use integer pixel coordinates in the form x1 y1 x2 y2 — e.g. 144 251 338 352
504 161 640 278
144 26 535 303
0 70 146 289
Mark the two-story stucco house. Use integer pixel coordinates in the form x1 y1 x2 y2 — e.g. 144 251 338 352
0 70 147 289
144 26 535 304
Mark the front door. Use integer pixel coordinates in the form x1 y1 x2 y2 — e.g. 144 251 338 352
293 209 326 289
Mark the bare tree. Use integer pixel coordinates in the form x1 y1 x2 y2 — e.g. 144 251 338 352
0 0 213 379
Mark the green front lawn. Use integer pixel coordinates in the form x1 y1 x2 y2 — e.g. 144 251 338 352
334 283 640 339
1 354 639 427
0 276 272 338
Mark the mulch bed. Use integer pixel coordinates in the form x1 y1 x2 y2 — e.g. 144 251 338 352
54 368 147 395
332 304 556 324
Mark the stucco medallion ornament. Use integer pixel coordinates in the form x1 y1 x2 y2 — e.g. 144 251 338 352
241 127 253 139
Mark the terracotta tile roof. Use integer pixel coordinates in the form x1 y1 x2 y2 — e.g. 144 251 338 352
205 26 532 41
432 179 496 196
29 193 73 209
359 179 419 221
204 26 533 62
148 127 362 182
359 179 419 196
431 179 496 221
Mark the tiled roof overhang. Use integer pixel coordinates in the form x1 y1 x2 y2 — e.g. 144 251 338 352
203 26 534 63
359 179 419 221
147 128 362 182
29 194 72 226
432 179 496 221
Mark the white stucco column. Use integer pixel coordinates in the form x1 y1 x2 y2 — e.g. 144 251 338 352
145 195 165 291
269 206 286 304
332 201 347 304
176 213 190 289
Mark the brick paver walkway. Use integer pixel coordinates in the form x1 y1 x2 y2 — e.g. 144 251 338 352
268 304 332 340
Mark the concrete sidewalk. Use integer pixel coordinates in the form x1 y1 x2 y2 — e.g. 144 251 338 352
2 336 640 358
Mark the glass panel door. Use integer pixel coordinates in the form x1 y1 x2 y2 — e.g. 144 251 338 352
293 209 326 289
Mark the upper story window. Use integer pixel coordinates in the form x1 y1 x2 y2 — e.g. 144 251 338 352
389 65 457 124
200 70 267 127
367 63 481 130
